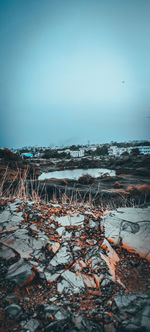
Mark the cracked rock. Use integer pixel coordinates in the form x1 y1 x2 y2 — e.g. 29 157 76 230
6 259 35 286
102 207 150 260
49 245 73 267
56 214 84 227
57 270 85 294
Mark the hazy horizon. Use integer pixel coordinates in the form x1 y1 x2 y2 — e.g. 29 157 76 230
0 0 150 148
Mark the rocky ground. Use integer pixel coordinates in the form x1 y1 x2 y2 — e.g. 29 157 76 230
0 198 150 331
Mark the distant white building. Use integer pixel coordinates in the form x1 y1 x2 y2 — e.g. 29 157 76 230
59 148 85 158
70 149 85 158
108 146 132 156
137 146 150 155
108 145 150 156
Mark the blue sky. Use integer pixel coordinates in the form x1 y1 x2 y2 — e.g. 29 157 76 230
0 0 150 148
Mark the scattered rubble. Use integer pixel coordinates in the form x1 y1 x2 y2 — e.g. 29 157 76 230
0 199 150 331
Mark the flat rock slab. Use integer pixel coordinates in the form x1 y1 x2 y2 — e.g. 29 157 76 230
6 258 35 286
21 318 40 331
114 294 150 332
49 244 73 267
56 214 84 226
102 207 150 260
0 245 15 259
0 209 23 231
2 229 49 258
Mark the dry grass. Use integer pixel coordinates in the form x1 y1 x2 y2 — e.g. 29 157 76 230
0 167 41 202
0 166 149 210
127 184 150 194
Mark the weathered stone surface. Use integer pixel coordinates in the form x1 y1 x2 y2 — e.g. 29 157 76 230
6 294 19 304
78 273 97 288
57 270 85 294
4 304 22 319
54 309 69 321
56 214 84 226
0 245 15 259
100 239 120 283
89 219 99 229
102 207 150 260
115 294 150 332
51 242 60 254
56 226 72 240
49 245 73 267
44 270 64 283
6 259 35 286
0 210 11 224
21 318 40 331
72 314 101 331
0 203 23 231
2 229 49 258
114 294 138 309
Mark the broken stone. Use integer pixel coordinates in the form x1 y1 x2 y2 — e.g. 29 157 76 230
49 245 73 267
51 242 60 254
38 303 60 321
29 224 39 232
114 295 137 309
85 246 99 260
73 260 86 272
2 229 48 258
72 313 101 331
6 259 35 286
141 304 150 331
56 226 65 236
104 323 116 332
72 245 81 252
49 297 57 302
0 245 15 259
102 207 150 260
4 304 22 319
0 208 23 231
6 294 19 304
0 210 11 225
115 294 150 332
57 270 85 294
54 309 69 321
21 318 40 331
56 214 84 226
44 270 64 283
78 273 97 288
89 219 99 228
100 239 120 281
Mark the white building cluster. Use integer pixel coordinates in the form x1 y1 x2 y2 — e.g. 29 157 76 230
63 149 85 158
108 146 132 156
108 145 150 156
138 146 150 155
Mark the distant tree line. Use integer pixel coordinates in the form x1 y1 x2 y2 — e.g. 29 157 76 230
85 145 109 157
42 149 70 159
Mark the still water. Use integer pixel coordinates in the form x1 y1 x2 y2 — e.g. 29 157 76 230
39 168 115 181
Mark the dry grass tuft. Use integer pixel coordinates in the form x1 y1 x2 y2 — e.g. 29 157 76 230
127 184 150 194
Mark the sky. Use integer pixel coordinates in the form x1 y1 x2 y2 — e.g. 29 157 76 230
0 0 150 148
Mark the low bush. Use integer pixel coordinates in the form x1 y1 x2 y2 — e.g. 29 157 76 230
126 184 150 194
114 181 124 189
78 174 95 185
